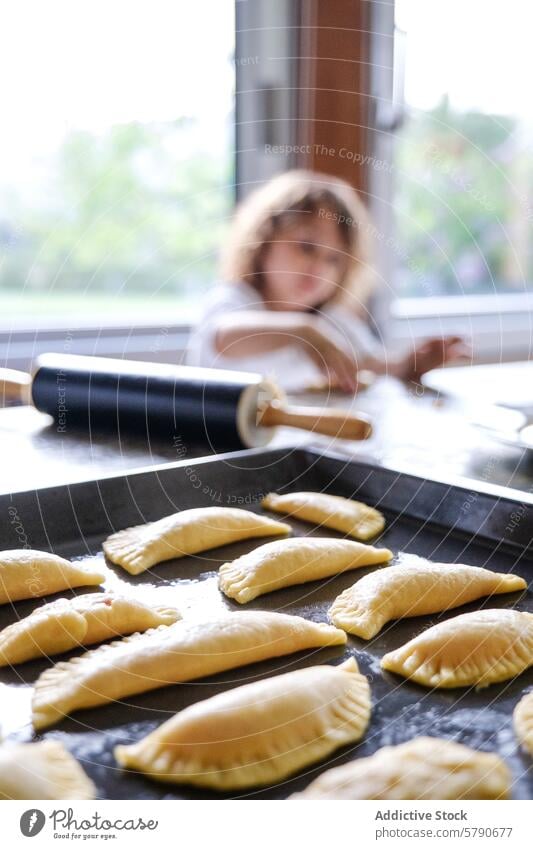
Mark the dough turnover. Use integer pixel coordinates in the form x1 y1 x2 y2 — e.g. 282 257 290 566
219 537 393 603
0 740 95 800
0 592 179 666
0 549 105 605
103 507 291 575
513 691 533 756
114 657 370 791
329 559 526 639
262 491 385 540
291 736 510 800
32 611 347 730
381 609 533 689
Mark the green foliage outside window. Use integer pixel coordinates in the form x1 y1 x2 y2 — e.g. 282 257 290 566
395 97 532 297
0 120 232 314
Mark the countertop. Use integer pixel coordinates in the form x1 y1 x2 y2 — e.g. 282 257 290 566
2 376 531 499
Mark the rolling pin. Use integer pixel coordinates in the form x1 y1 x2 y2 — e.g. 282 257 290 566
0 354 372 450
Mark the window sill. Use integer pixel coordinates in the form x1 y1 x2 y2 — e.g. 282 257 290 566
2 293 532 372
392 292 533 319
390 293 533 362
0 323 192 372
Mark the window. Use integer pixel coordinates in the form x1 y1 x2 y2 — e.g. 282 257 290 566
0 0 235 327
394 0 533 300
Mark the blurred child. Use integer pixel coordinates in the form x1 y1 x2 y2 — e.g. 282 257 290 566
187 170 466 392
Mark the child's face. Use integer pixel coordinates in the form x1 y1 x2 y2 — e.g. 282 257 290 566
260 212 348 310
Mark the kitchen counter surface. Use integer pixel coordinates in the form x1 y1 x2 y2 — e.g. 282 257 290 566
1 376 531 498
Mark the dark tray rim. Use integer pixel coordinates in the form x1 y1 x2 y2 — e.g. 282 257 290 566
4 441 533 508
2 443 532 559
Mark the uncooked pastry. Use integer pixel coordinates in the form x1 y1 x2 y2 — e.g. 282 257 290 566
219 537 392 603
0 740 95 799
0 549 104 605
381 609 533 689
103 507 291 575
513 691 533 756
0 592 179 666
262 491 385 540
329 558 526 639
290 736 510 799
114 657 370 791
32 611 347 730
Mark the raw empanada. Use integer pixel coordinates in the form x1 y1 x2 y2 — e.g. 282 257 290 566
0 549 105 605
32 611 347 730
513 691 533 756
114 657 370 791
103 507 291 575
219 537 393 603
329 558 526 639
291 736 510 799
381 608 533 689
0 592 179 666
262 491 385 540
0 740 95 799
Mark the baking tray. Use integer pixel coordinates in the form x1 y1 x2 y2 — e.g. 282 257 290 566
0 446 532 800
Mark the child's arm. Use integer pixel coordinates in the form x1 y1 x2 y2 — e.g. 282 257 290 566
363 336 470 382
214 312 359 393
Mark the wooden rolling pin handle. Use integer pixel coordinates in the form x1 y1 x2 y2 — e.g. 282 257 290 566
0 368 32 404
260 399 372 441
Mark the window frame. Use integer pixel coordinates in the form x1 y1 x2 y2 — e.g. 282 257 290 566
3 0 531 368
368 0 532 360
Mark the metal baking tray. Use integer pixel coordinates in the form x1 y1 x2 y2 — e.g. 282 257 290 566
1 446 532 799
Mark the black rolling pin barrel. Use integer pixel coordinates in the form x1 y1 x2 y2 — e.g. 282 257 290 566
31 354 282 451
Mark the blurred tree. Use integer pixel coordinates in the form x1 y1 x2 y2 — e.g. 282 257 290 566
395 97 532 296
0 120 232 301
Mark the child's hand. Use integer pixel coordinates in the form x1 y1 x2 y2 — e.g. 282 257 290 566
400 335 470 383
301 317 359 393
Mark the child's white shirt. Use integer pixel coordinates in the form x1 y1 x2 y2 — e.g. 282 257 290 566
186 281 384 391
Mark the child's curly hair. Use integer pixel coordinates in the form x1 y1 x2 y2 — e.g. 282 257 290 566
221 169 376 308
